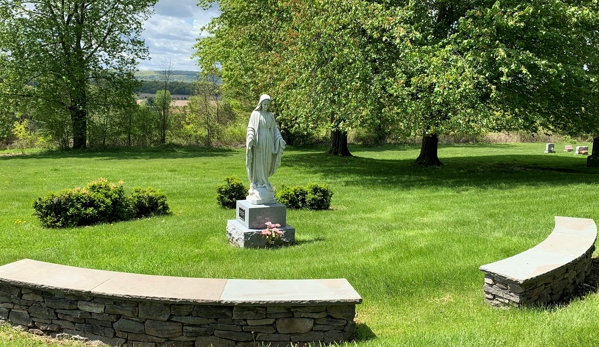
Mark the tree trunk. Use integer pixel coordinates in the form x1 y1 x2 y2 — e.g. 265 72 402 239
587 135 599 167
71 108 87 149
327 129 352 156
415 133 443 166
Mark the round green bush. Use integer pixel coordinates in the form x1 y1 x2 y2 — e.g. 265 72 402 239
305 183 334 210
277 183 333 210
276 185 307 209
216 176 248 209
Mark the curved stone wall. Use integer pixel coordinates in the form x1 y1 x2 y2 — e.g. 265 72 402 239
480 217 596 307
0 260 362 347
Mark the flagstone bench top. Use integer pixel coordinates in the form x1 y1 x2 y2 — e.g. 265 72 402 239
0 259 362 305
479 216 597 283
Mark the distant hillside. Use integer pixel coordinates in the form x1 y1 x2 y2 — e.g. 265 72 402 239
135 70 200 82
136 80 195 95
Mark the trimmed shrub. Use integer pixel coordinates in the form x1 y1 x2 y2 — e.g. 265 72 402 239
277 183 334 210
33 189 93 228
130 187 170 218
276 185 307 209
305 183 334 210
33 179 170 228
84 178 133 223
216 176 248 209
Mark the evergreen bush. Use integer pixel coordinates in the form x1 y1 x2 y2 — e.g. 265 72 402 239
216 176 248 209
276 185 307 209
33 179 170 228
305 183 334 210
276 184 333 210
129 187 171 218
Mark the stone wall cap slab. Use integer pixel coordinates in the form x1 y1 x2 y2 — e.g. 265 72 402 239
554 216 597 238
0 259 116 294
91 273 227 303
479 248 574 283
0 260 362 306
220 279 362 305
479 217 596 283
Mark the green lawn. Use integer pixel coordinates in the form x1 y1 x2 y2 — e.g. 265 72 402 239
1 143 598 346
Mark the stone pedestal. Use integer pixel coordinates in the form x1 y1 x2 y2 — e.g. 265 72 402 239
227 200 295 248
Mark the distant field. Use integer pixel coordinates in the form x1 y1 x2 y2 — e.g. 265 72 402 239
135 70 200 82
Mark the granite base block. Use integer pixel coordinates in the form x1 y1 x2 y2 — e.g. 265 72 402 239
236 200 287 229
227 220 295 248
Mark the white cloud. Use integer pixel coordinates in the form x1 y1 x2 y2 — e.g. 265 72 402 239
139 0 220 71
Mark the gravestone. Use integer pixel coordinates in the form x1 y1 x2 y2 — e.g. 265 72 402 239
564 145 573 152
544 143 555 153
576 146 589 155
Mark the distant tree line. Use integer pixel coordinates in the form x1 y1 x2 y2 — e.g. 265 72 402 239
2 0 598 163
136 81 195 95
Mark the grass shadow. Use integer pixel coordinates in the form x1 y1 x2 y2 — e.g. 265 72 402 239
293 237 326 247
0 145 237 161
282 151 598 191
350 142 522 152
354 323 377 342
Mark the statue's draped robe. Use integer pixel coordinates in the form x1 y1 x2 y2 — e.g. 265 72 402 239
246 110 284 192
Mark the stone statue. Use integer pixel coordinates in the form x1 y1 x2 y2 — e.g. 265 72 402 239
245 94 286 204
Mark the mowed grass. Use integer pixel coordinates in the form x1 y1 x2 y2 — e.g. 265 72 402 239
1 143 598 347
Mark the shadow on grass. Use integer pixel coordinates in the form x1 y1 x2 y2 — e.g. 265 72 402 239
355 323 377 342
351 142 522 153
0 145 237 161
282 151 598 191
294 237 326 247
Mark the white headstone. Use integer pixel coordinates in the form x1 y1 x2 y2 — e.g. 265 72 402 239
575 146 589 155
544 143 555 154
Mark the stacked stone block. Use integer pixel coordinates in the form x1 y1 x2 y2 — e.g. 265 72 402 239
482 246 594 307
0 282 356 347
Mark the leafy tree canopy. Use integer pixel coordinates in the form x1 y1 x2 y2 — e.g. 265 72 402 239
196 0 599 162
0 0 157 149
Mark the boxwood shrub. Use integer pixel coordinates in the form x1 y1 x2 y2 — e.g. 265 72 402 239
276 183 333 210
216 176 248 209
33 179 170 228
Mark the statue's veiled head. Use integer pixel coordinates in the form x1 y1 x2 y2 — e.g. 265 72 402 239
255 94 271 111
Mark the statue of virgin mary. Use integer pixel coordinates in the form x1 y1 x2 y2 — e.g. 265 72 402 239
245 94 286 204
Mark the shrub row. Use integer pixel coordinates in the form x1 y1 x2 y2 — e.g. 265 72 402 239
216 177 333 210
276 183 333 210
33 178 170 228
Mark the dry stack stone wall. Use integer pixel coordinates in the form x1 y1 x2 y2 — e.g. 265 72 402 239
482 246 594 307
480 217 597 308
0 283 357 347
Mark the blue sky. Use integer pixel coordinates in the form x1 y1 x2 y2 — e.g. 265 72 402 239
139 0 220 71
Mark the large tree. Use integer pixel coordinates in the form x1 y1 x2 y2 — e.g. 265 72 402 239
196 1 599 163
378 0 599 165
0 0 157 149
195 1 392 156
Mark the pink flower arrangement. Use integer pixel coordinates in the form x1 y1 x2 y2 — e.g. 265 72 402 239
262 221 283 246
